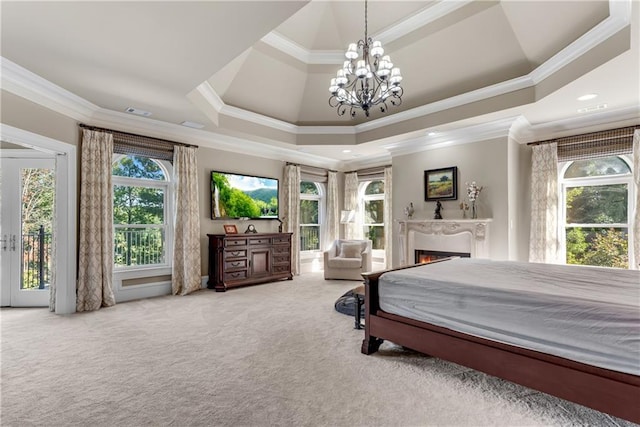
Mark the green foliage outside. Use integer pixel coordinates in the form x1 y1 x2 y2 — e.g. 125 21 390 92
564 178 629 268
212 173 277 218
112 156 166 267
21 168 54 289
300 196 319 251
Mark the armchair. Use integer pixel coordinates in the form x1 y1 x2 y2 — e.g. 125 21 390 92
323 239 373 280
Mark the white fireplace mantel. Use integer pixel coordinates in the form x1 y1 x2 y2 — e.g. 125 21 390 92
397 219 492 266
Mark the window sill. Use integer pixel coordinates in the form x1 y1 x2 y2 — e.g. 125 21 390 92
113 265 172 280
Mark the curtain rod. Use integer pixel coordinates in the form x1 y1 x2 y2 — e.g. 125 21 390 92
527 126 639 146
79 123 198 148
286 162 337 173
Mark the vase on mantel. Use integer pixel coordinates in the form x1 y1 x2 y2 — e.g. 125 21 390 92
471 201 477 219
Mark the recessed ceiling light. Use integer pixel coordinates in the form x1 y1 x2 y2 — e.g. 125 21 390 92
181 121 205 129
577 93 598 101
427 131 437 136
125 107 152 117
577 103 607 113
342 149 352 153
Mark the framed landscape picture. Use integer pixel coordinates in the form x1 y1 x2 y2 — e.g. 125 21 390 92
424 166 458 201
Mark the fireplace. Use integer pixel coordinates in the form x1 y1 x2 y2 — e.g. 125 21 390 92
398 219 492 266
415 250 470 264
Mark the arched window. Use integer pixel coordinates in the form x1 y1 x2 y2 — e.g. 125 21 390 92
560 155 633 268
112 155 172 269
360 180 384 250
300 181 323 252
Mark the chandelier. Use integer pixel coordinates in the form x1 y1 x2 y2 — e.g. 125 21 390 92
328 0 403 118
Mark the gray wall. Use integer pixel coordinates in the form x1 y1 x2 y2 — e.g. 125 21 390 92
391 137 526 267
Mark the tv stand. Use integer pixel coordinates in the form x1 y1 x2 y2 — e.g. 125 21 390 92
207 233 292 291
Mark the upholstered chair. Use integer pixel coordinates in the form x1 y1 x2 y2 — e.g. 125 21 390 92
323 239 373 280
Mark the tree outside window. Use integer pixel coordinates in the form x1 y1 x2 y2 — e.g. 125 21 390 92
112 155 171 268
300 181 322 251
361 180 384 250
561 156 633 269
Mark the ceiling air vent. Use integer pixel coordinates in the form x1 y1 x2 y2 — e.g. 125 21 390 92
577 104 607 113
125 107 152 117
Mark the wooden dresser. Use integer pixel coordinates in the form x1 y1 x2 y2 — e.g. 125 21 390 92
207 232 293 292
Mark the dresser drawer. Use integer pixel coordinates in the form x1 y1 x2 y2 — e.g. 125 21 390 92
224 249 247 259
273 255 290 265
272 236 291 244
224 270 247 281
272 245 290 255
249 237 271 245
224 259 248 270
225 239 247 247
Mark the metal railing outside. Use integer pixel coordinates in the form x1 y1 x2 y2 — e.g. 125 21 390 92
300 226 320 251
21 225 51 290
114 227 165 267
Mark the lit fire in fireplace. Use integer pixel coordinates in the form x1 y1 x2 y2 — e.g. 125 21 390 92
415 250 471 264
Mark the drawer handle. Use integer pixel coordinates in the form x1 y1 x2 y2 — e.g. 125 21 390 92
231 262 242 267
231 272 241 278
230 251 242 257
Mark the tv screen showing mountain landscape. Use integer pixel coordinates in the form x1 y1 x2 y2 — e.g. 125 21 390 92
211 171 279 219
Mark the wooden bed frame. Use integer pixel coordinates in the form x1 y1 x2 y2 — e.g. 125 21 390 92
361 260 640 424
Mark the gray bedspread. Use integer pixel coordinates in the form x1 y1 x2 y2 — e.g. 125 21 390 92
378 258 640 375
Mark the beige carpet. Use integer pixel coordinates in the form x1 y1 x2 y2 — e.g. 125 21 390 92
0 273 635 426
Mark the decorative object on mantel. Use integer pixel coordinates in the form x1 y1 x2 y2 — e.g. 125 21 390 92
244 224 257 234
424 167 458 201
276 217 284 233
459 201 469 218
434 201 443 219
466 181 483 219
403 202 415 219
328 0 403 118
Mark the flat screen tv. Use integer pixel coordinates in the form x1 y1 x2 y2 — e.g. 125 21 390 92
211 171 279 220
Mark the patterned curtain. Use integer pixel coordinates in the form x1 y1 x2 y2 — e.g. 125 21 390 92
172 146 201 295
325 171 339 250
529 143 559 263
77 129 116 311
384 166 393 269
633 130 639 269
344 172 360 239
283 164 301 275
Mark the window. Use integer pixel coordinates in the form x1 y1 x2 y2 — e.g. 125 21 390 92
300 181 323 252
360 180 384 250
560 156 633 269
112 155 172 269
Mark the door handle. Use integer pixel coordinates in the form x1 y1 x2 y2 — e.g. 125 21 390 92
1 234 6 251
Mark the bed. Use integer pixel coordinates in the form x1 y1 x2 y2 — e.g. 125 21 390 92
361 257 640 423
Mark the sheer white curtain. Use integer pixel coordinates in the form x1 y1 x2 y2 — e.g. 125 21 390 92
344 172 361 240
325 171 339 249
283 164 301 275
77 129 116 311
384 166 393 269
633 130 639 269
529 142 559 263
172 146 201 295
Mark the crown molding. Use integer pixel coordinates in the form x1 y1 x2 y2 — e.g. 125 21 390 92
261 0 474 64
511 105 640 144
195 81 225 113
531 0 631 84
383 116 518 157
1 57 98 122
261 32 342 65
375 0 474 45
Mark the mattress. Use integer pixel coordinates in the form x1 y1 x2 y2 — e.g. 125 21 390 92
378 258 640 376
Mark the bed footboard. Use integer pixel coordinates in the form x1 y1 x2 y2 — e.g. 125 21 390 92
359 260 640 423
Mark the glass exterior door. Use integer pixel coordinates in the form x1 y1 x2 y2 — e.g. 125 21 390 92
0 157 54 307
